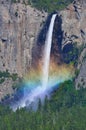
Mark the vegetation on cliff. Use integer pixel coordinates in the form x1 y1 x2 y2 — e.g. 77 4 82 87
0 80 86 130
0 70 18 82
12 0 73 12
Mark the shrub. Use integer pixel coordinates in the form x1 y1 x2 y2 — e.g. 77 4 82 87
75 69 80 77
11 73 18 81
0 78 5 84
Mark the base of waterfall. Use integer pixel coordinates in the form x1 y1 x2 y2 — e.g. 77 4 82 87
11 86 49 111
10 84 61 111
10 62 74 111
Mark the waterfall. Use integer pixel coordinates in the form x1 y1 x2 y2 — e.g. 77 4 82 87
42 14 57 88
11 14 58 110
10 13 74 111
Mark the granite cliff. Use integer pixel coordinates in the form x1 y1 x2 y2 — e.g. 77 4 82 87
0 1 47 77
59 0 86 89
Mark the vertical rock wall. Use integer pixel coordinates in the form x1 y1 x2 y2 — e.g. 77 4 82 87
0 2 47 76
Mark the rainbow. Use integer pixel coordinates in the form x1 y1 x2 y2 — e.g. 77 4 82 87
11 59 74 111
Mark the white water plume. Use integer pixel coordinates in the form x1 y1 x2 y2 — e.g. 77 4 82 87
42 14 57 88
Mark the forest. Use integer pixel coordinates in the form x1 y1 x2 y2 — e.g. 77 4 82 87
0 80 86 130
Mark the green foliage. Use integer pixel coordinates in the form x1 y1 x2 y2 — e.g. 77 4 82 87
0 78 5 84
11 73 18 81
75 69 80 77
12 0 73 12
0 70 10 78
11 0 17 3
0 70 18 82
0 80 86 130
29 0 73 12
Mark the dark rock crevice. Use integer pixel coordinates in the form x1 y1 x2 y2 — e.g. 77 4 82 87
32 13 64 67
51 14 63 64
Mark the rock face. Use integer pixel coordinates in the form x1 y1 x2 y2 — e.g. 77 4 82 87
0 78 14 101
75 60 86 89
59 0 86 89
0 1 47 77
60 0 86 49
